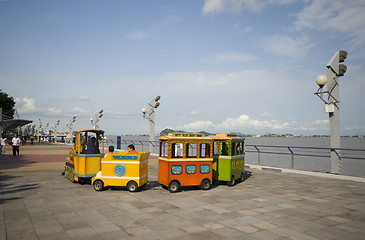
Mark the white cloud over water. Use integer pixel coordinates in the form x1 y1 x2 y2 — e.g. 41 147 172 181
176 114 325 133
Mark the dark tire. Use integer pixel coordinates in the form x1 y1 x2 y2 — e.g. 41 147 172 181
228 175 235 186
200 179 212 190
93 180 104 191
168 181 180 193
127 181 138 192
240 172 245 182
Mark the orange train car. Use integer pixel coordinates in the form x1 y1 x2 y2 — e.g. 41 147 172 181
158 133 213 192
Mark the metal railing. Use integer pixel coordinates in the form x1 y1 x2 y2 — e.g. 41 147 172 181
246 144 365 167
103 138 365 176
105 139 160 153
245 144 365 176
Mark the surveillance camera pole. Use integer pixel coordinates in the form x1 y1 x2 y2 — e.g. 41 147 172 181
315 50 347 174
142 96 161 153
327 66 341 174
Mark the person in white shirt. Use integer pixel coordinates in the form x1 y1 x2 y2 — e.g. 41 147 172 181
12 133 21 156
0 134 6 155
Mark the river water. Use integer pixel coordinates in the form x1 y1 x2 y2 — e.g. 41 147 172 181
105 135 365 177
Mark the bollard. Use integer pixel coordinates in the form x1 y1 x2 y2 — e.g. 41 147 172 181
117 136 121 149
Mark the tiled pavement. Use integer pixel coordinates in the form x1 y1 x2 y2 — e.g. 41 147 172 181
0 143 364 240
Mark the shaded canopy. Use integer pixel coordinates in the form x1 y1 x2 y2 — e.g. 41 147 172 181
0 119 33 129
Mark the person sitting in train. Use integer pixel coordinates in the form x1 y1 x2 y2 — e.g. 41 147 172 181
104 145 114 158
128 144 138 154
86 137 99 154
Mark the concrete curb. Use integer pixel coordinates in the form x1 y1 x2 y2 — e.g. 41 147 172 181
246 164 365 183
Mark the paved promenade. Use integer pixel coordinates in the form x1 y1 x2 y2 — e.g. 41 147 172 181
0 143 364 240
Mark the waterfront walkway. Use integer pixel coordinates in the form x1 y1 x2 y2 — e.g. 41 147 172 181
0 143 364 240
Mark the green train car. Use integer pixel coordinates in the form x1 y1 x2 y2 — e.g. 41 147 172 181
212 134 245 186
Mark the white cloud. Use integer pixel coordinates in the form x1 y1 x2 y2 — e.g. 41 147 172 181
181 120 216 130
77 95 89 101
202 0 265 15
204 52 258 63
161 69 281 88
126 30 149 40
161 71 230 87
294 0 365 51
233 23 253 34
15 97 36 114
312 119 329 125
71 107 90 115
48 107 62 115
189 111 199 116
260 34 316 57
260 112 272 117
103 109 133 119
177 114 325 133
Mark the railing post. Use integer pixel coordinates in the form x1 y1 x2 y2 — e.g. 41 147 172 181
254 146 260 165
288 147 294 168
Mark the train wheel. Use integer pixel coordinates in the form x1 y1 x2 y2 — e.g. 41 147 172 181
127 181 138 192
93 180 104 191
200 179 212 190
240 172 245 182
228 175 235 187
168 181 180 193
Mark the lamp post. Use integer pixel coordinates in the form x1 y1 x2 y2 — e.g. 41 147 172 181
142 96 161 153
52 120 60 143
314 50 347 174
66 116 76 142
91 110 103 129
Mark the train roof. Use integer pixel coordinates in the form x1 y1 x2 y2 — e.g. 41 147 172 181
73 129 105 135
211 133 245 141
160 133 213 141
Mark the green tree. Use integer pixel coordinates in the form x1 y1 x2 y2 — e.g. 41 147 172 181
0 89 16 120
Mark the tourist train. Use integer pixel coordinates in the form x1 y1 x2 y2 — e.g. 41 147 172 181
63 129 245 193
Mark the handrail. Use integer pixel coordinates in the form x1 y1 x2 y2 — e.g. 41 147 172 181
246 144 365 153
246 145 365 159
103 138 365 175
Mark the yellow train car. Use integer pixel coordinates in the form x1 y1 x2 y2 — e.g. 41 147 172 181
64 129 104 183
91 151 150 192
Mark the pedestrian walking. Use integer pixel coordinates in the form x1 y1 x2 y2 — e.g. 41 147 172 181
0 134 6 155
12 133 21 156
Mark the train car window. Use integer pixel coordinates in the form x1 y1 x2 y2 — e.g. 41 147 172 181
240 142 244 155
214 142 219 155
160 142 169 157
186 143 197 158
221 142 229 156
200 143 211 158
234 142 240 155
164 142 168 157
172 142 183 158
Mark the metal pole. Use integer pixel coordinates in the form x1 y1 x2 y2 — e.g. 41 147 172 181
288 147 294 168
148 99 155 153
326 68 341 174
254 146 260 165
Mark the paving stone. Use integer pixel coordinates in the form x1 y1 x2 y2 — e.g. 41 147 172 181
250 229 283 240
66 226 98 239
233 224 260 233
1 143 365 240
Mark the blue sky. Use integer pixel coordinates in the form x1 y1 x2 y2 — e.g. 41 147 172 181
1 0 365 136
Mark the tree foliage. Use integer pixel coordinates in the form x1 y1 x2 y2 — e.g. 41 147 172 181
0 89 15 120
